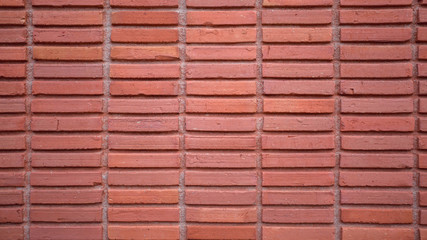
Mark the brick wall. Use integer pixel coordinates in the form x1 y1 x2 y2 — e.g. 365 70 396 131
0 0 425 239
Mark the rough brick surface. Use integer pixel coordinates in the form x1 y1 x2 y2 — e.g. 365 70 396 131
0 0 424 239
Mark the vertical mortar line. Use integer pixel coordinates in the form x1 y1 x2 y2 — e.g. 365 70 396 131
102 0 112 239
24 0 33 239
178 0 187 239
412 0 420 238
331 0 341 239
255 0 263 239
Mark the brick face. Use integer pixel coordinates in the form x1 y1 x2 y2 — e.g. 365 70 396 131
0 0 423 239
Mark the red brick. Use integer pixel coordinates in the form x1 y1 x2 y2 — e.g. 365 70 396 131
33 11 103 26
341 98 413 113
341 190 413 205
0 11 25 25
341 136 413 150
185 171 257 186
341 208 412 224
111 28 178 43
185 153 257 168
186 135 256 150
186 207 257 223
421 192 427 206
111 46 179 60
33 28 103 43
186 28 256 43
341 28 411 42
418 118 427 132
111 0 178 7
108 117 178 132
263 227 334 240
0 116 25 131
0 98 25 113
419 154 427 169
340 153 413 169
0 0 24 6
110 81 178 96
420 9 427 23
186 189 256 205
340 9 412 24
32 0 103 6
109 99 179 113
0 29 26 43
263 63 333 78
264 99 334 113
0 63 26 78
108 226 179 240
112 11 178 25
419 64 427 77
31 171 101 186
31 135 102 150
341 45 411 60
0 47 26 61
263 27 332 43
109 135 179 150
263 190 334 205
31 207 101 223
187 11 256 26
0 190 23 205
263 208 333 224
341 63 412 78
31 152 101 168
0 135 25 150
339 171 413 187
108 153 180 168
108 189 179 204
108 207 179 222
264 116 333 132
262 135 334 150
31 116 102 132
263 45 333 60
263 171 334 186
108 170 179 186
31 189 102 204
0 172 24 186
32 81 103 95
264 80 335 95
187 81 256 96
186 117 256 132
263 10 331 25
0 153 24 168
31 99 102 113
30 226 102 240
340 80 413 95
263 0 332 6
341 116 414 132
420 172 427 187
34 63 103 78
342 227 414 240
420 46 427 60
341 0 411 6
262 153 335 168
110 63 180 78
420 81 427 94
33 46 102 61
186 63 256 79
0 208 23 223
186 46 256 61
186 98 256 113
187 0 255 7
187 225 256 240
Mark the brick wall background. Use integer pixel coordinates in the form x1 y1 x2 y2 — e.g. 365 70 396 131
0 0 426 239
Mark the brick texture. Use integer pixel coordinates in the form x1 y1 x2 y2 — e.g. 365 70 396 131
0 0 424 239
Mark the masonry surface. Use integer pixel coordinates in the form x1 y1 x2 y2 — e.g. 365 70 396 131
0 0 426 239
